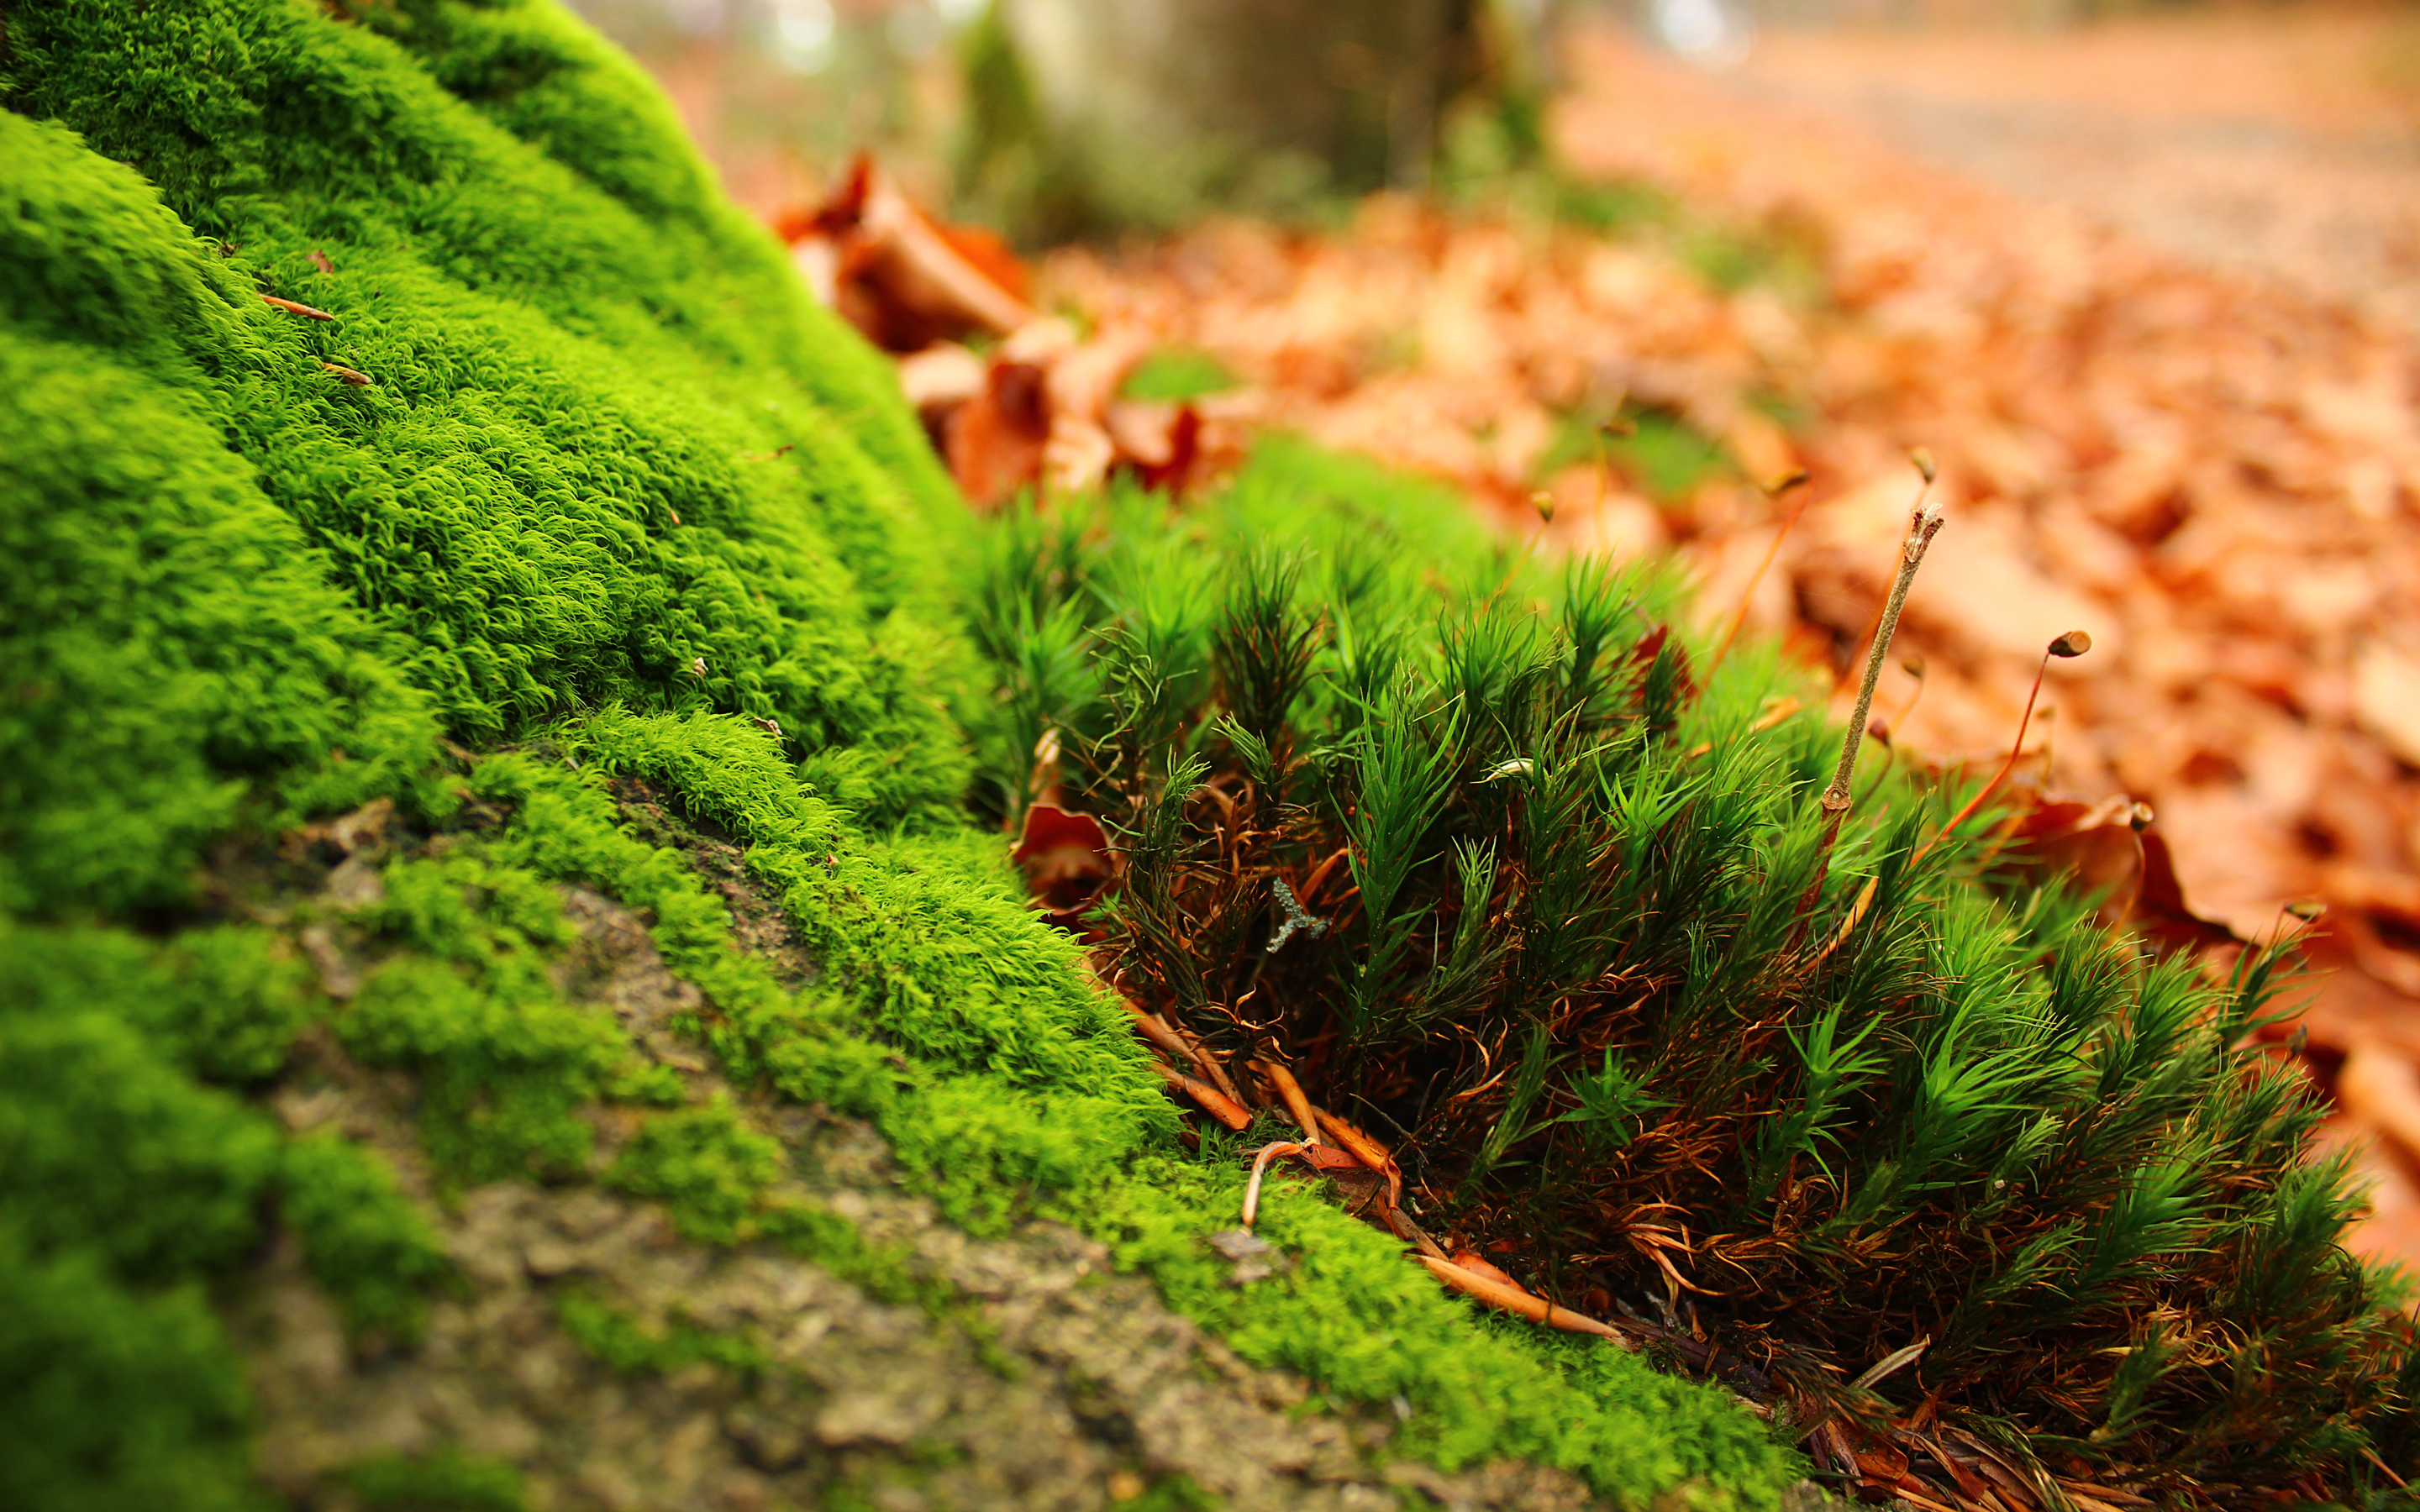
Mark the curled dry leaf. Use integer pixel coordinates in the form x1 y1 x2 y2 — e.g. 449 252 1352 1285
771 166 1239 507
1010 801 1116 925
777 154 1034 354
1996 789 2239 953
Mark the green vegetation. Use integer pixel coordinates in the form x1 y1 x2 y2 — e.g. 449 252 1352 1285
555 1289 769 1378
281 1131 453 1341
1121 349 1242 403
13 1 2383 1509
1097 1157 1794 1501
956 439 2420 1498
1535 402 1737 503
341 1448 528 1512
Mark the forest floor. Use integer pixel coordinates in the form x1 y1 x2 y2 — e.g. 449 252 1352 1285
649 4 2420 1269
1686 7 2420 333
994 11 2420 1271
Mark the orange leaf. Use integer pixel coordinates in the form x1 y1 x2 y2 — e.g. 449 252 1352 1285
1010 802 1115 924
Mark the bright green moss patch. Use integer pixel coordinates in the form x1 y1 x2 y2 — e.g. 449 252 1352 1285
3 0 968 829
608 1098 785 1246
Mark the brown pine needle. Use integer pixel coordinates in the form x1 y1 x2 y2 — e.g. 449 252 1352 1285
1811 875 1879 969
319 360 373 386
1313 1105 1403 1211
1150 1060 1252 1131
1240 1140 1308 1226
260 293 334 320
1176 1021 1250 1108
1252 1058 1324 1144
1124 1002 1197 1066
1415 1253 1632 1344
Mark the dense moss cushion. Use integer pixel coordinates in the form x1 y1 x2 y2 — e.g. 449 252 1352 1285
0 0 971 917
0 3 994 1504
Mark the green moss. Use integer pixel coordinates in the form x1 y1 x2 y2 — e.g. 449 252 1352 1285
956 436 2420 1495
0 1225 262 1512
3 0 967 831
337 941 627 1187
1119 349 1239 402
1534 403 1734 502
1092 1163 1797 1505
0 3 1822 1506
607 1098 785 1246
0 991 281 1283
281 1131 453 1341
340 1447 527 1512
555 1289 768 1378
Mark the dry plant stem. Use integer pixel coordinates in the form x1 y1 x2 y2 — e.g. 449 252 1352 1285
260 293 334 320
1176 1022 1249 1107
1797 487 1944 933
1313 1105 1403 1210
1382 1202 1450 1260
1252 1058 1324 1144
1912 636 2083 868
1126 1002 1199 1067
1125 1001 1242 1100
1415 1254 1632 1344
1239 1140 1309 1227
1150 1059 1254 1131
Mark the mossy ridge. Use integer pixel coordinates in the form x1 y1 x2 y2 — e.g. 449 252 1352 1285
3 0 971 853
960 441 2420 1498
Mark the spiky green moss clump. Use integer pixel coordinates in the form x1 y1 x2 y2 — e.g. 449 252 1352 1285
1 3 1797 1509
965 438 2420 1499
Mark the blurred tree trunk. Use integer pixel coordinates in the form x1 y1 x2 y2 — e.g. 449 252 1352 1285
960 0 1545 239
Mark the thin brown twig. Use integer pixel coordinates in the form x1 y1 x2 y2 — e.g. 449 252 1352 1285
260 293 334 320
1173 1020 1249 1107
1415 1253 1633 1344
1240 1140 1307 1226
1793 459 1944 939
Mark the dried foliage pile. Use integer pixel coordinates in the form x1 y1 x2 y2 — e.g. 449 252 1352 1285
965 444 2420 1504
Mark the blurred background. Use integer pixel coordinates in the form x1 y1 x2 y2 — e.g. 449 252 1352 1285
568 0 2420 1267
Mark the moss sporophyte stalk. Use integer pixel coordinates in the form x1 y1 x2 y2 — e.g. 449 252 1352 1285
0 1 2411 1509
